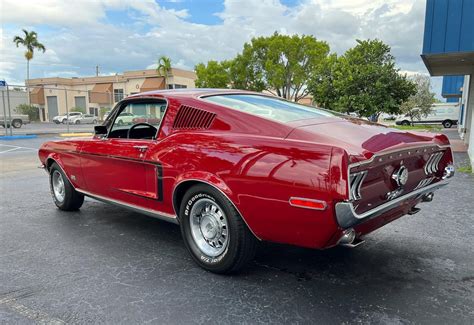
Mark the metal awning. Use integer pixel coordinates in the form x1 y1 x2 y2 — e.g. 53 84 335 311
89 83 113 104
140 77 165 92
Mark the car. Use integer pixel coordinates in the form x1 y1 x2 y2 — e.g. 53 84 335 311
38 89 455 274
114 112 136 125
52 112 82 124
103 111 111 120
395 103 460 128
0 113 30 128
68 114 98 124
132 114 162 125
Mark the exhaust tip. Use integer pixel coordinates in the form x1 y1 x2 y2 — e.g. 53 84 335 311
422 192 434 202
338 228 356 245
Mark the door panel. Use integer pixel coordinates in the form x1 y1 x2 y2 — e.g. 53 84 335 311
80 138 152 208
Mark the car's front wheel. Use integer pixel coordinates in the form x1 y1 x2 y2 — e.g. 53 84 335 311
49 162 84 211
179 184 257 274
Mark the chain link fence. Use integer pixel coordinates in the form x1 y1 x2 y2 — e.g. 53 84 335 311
0 83 127 136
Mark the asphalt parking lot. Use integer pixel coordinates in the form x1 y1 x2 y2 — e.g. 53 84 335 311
0 136 473 324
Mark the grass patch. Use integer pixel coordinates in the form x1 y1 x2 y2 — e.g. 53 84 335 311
392 124 442 132
457 165 472 173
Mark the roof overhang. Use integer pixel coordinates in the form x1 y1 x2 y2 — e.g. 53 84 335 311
421 51 474 76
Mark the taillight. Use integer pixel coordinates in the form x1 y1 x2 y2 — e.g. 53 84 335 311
424 152 444 175
349 171 367 201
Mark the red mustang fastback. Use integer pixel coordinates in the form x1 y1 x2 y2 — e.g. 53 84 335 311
39 89 455 273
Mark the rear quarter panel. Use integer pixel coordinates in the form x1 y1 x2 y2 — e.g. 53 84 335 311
147 131 344 249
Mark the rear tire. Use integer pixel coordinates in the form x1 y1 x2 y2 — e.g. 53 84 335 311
401 120 410 126
75 120 80 124
442 120 453 128
49 162 84 211
12 119 22 128
179 184 257 274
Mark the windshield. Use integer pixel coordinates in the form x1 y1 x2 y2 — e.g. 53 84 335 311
203 94 336 123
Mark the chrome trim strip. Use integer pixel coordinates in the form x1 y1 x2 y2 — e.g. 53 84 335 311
349 144 450 169
335 180 448 228
76 189 178 224
172 178 261 240
289 197 327 210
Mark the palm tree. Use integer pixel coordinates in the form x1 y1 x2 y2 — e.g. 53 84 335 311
156 56 172 89
13 29 46 104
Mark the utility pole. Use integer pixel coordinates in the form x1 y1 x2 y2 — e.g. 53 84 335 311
96 65 99 76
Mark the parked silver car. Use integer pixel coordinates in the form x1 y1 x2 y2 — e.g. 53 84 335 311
68 114 98 124
53 112 82 124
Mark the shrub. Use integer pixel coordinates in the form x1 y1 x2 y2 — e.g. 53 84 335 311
16 104 40 121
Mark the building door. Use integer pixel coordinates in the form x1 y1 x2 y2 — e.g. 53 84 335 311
74 96 86 111
46 96 58 122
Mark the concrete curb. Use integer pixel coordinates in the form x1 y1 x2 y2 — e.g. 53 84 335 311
59 133 93 137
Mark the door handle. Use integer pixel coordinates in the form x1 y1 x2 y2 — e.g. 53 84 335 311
133 145 148 152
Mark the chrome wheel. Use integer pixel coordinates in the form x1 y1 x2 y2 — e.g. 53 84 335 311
52 170 65 203
189 198 229 257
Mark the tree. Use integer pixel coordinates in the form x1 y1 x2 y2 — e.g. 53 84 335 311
195 32 329 101
308 54 340 110
13 29 46 105
400 74 435 125
156 56 172 89
195 60 231 88
16 104 40 121
309 39 415 119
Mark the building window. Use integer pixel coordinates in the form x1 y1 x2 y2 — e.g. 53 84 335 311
114 89 124 102
171 84 187 89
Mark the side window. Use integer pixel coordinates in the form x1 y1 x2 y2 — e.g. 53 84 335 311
108 100 167 140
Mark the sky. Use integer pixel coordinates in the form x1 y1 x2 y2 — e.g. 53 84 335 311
0 0 443 97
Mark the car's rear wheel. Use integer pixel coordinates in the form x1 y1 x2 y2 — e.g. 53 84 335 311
75 120 80 124
93 119 98 124
179 184 257 274
401 120 410 126
49 162 84 211
442 120 453 128
12 119 22 128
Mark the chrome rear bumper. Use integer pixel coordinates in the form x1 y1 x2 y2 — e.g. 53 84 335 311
335 180 449 229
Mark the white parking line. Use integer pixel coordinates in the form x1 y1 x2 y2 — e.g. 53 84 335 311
0 144 38 153
0 147 21 154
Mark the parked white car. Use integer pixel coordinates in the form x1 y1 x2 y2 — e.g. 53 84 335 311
115 112 136 125
53 112 82 124
68 114 98 124
395 103 460 128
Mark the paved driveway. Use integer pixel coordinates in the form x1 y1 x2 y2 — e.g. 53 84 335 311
0 137 473 324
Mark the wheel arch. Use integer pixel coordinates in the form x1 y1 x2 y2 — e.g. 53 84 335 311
172 177 260 240
44 155 77 189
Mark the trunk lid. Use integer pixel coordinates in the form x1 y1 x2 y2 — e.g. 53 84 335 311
286 118 453 214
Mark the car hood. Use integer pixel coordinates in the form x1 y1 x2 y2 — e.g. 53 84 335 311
285 118 444 162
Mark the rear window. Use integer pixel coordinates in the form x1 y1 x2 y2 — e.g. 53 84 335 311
202 94 336 123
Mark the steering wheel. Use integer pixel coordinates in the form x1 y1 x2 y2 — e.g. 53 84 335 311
127 122 157 139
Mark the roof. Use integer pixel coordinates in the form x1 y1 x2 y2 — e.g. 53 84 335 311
128 88 261 100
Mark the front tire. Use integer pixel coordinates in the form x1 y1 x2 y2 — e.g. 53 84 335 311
401 120 410 126
179 184 257 274
49 162 84 211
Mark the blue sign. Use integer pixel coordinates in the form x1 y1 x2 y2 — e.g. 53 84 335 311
0 80 6 88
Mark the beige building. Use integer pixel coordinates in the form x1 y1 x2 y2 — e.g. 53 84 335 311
27 68 196 121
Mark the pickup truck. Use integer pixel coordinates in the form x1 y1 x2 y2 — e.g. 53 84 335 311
0 113 30 128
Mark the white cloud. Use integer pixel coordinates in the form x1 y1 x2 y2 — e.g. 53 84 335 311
1 0 437 94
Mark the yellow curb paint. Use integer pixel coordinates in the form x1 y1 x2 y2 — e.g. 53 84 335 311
59 133 93 137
